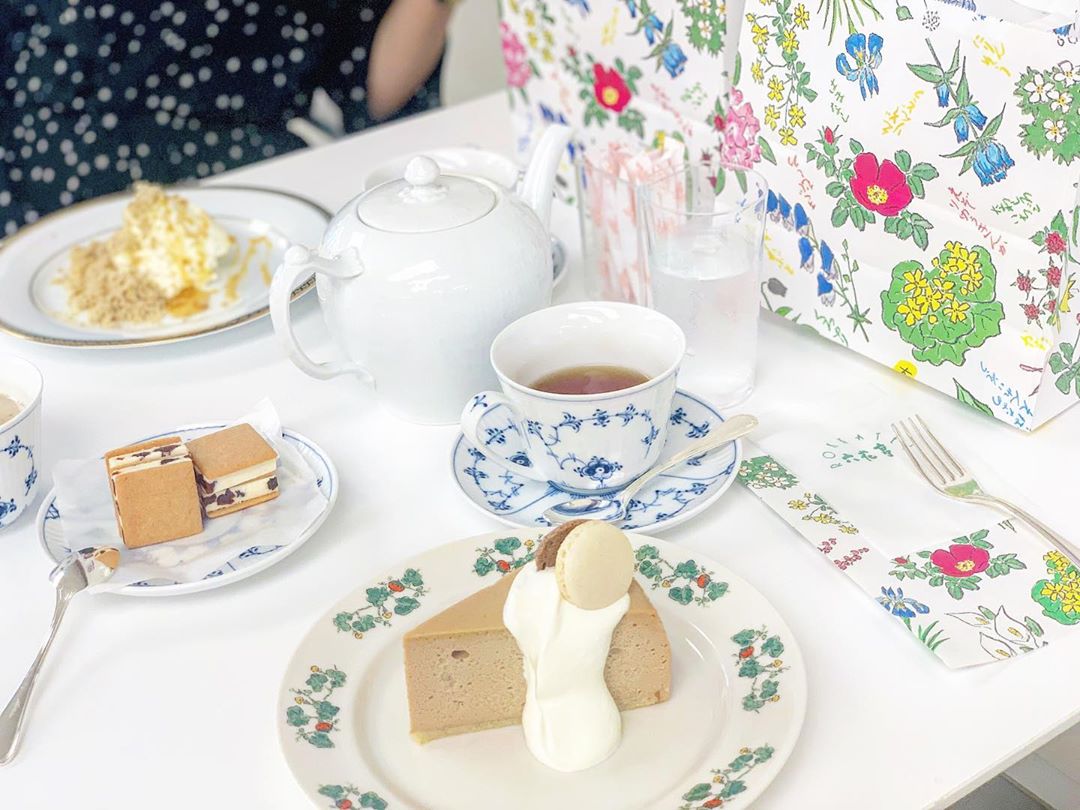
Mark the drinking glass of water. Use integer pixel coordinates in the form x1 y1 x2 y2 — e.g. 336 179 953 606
639 162 768 409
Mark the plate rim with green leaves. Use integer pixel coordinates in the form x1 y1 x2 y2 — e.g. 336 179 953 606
277 530 806 810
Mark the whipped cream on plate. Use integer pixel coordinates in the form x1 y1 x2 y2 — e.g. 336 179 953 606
503 563 630 772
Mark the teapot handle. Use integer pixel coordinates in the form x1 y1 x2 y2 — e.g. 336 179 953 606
269 245 374 384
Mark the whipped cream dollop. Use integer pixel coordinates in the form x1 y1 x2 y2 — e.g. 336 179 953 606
502 563 630 772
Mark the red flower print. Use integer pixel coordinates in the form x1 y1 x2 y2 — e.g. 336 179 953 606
893 556 908 565
824 126 836 144
315 721 333 732
337 801 353 810
1023 303 1040 321
1047 299 1057 312
1047 265 1062 287
704 800 723 808
713 113 725 131
930 544 990 578
849 153 914 216
499 23 530 90
1046 231 1066 255
1016 273 1033 292
696 573 710 588
496 559 511 572
388 580 404 593
738 646 754 659
592 64 631 112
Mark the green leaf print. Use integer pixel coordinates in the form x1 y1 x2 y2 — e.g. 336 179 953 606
314 701 339 721
306 672 328 691
366 587 390 607
493 537 522 555
706 581 729 601
286 706 308 727
732 629 756 646
674 560 699 578
318 786 346 800
635 544 660 561
761 636 785 657
360 794 388 810
400 568 424 588
473 557 495 576
352 615 376 633
683 783 712 802
307 732 333 749
638 560 662 579
394 597 420 615
954 380 993 417
669 586 695 605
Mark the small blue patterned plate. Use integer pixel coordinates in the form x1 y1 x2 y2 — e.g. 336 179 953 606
36 424 337 597
451 390 741 532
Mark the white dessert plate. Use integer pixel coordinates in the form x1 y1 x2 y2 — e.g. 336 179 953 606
452 390 741 533
278 531 806 810
0 185 330 348
37 423 337 597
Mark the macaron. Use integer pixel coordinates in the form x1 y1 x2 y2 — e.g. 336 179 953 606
554 521 635 610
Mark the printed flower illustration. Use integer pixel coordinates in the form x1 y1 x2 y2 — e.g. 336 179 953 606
593 63 632 112
930 544 990 577
876 586 930 619
952 104 987 144
793 3 809 27
881 242 1005 366
661 43 688 77
835 32 883 100
500 23 531 89
849 153 912 216
577 455 622 483
1024 72 1052 103
1044 119 1069 143
1015 60 1080 165
718 88 764 168
1046 230 1067 254
971 140 1015 186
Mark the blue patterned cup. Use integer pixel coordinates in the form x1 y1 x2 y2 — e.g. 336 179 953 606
0 355 42 530
461 302 684 494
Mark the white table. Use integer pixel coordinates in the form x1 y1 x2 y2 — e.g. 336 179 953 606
1 93 1077 810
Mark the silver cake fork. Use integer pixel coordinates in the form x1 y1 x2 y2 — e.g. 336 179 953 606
892 415 1080 567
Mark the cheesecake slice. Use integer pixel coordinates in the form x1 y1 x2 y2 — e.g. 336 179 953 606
403 568 671 744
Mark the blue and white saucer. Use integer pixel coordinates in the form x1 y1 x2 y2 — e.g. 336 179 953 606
451 390 741 532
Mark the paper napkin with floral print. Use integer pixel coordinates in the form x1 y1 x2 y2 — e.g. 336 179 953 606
738 425 1077 668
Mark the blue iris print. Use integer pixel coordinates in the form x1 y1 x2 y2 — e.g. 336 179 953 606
972 140 1015 187
876 586 930 620
661 43 687 78
835 32 884 100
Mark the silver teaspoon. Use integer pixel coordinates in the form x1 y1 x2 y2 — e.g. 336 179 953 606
542 413 759 526
0 546 119 765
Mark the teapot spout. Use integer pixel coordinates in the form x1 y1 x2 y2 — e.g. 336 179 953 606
519 124 573 231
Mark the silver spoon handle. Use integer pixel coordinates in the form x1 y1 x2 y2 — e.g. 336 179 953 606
619 413 759 507
0 589 73 765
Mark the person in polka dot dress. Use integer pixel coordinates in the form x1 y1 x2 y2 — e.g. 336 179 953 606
0 0 452 235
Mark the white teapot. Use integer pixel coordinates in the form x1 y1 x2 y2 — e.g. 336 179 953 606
269 125 572 424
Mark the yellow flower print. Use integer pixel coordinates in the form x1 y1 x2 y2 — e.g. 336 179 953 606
745 12 755 22
839 525 859 535
896 295 928 326
1047 551 1071 572
751 23 769 49
524 8 536 26
767 76 784 102
944 299 970 323
901 268 929 296
542 29 553 45
509 0 519 11
810 512 836 524
1063 585 1080 614
764 105 780 130
541 48 553 63
781 29 798 53
1042 581 1067 601
787 499 809 510
793 3 810 28
779 126 797 146
959 267 984 296
934 241 984 293
931 276 955 298
751 60 764 83
526 31 539 48
788 104 806 128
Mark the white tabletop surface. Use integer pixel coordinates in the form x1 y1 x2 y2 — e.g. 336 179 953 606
1 93 1078 810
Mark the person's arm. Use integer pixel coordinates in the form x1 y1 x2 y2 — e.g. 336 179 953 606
367 0 453 121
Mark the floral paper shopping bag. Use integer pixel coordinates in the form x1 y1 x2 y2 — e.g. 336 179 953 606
732 1 1080 429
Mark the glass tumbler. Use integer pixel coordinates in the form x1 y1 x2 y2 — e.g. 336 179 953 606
639 162 768 409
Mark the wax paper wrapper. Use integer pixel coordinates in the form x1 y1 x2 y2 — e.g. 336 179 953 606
51 400 326 590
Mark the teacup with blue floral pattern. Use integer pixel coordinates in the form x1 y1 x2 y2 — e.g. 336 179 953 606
461 302 685 494
0 355 42 530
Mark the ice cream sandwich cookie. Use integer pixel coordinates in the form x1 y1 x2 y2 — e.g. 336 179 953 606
105 436 203 548
186 423 279 518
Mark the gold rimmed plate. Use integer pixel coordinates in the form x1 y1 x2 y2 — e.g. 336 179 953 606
0 184 330 348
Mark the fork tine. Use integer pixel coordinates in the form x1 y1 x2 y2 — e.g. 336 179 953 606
892 420 946 487
914 414 965 478
905 416 961 481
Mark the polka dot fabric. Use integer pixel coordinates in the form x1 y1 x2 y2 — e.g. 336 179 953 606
0 0 442 235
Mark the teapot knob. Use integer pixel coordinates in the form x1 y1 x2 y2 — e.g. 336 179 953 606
404 156 440 187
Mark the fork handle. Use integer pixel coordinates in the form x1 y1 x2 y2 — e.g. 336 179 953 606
970 494 1080 566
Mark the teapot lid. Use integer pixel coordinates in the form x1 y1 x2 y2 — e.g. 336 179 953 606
356 156 496 233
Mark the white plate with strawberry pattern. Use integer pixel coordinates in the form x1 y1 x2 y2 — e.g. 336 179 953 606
277 531 806 809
